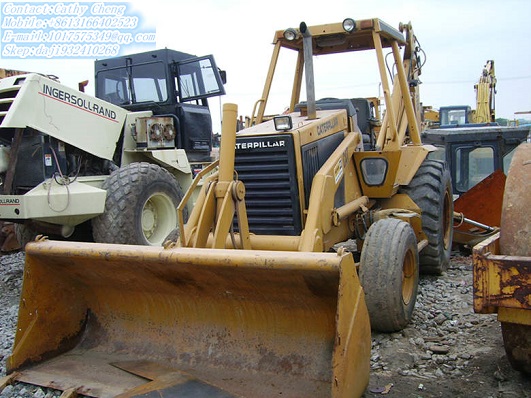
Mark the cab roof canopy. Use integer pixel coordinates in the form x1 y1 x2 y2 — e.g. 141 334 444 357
273 18 406 55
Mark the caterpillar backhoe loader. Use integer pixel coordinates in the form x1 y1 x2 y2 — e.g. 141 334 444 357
4 18 453 397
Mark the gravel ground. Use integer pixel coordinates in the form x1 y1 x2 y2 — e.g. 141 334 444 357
0 250 529 397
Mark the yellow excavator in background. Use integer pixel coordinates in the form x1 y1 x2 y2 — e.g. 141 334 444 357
422 59 528 251
437 60 497 127
473 59 496 123
4 18 454 397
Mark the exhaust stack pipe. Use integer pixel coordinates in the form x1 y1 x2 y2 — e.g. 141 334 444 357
300 22 317 120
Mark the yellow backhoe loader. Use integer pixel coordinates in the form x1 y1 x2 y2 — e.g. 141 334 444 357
4 18 453 397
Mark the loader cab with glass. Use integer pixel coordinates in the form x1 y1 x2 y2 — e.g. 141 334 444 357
95 49 225 161
0 48 226 249
422 126 529 196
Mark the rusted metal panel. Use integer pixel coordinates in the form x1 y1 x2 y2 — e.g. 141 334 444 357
499 143 531 256
473 144 531 318
454 169 506 231
473 232 531 315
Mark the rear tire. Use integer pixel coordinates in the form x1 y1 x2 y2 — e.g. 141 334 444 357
92 162 186 246
359 218 419 332
400 159 453 275
501 322 531 374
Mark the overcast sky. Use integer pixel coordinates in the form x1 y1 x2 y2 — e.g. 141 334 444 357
3 0 530 132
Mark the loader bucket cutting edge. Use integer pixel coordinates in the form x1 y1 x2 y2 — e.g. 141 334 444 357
8 240 370 398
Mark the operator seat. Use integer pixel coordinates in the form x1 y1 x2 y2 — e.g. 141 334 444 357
296 98 373 149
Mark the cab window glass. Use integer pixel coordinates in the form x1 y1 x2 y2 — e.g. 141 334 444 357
455 146 494 192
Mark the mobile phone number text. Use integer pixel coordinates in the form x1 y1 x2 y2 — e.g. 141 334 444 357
48 16 138 29
1 15 139 30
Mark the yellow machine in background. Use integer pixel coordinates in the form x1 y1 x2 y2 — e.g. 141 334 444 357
437 60 497 127
473 60 496 124
473 142 530 374
5 18 454 397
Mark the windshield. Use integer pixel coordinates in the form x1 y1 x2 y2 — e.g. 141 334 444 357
97 61 168 105
97 56 224 105
177 57 224 101
441 109 467 125
455 146 495 193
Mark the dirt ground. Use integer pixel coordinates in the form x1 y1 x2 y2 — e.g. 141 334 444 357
363 253 530 398
365 327 530 398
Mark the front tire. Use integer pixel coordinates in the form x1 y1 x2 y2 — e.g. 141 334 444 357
92 162 186 246
359 218 419 332
400 159 453 275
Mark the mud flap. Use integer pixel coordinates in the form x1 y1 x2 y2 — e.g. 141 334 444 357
8 240 370 398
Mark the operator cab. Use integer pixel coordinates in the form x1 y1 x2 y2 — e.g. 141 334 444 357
440 106 470 126
422 125 529 196
95 49 226 161
295 97 379 150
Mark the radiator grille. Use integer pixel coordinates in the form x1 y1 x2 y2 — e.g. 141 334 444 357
234 134 302 235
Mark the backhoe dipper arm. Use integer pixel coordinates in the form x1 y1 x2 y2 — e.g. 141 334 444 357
376 21 422 150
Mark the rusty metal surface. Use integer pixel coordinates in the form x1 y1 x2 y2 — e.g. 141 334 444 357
111 360 239 397
473 143 531 374
473 233 531 314
15 351 145 397
453 227 498 247
473 144 531 316
9 240 370 397
454 169 506 232
500 143 531 256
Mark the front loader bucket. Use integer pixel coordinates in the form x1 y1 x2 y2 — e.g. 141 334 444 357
8 240 370 398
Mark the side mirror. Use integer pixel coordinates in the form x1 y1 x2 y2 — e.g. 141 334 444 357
219 69 227 85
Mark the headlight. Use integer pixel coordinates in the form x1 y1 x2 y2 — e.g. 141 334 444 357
274 115 293 131
360 157 388 186
283 28 298 41
342 18 356 33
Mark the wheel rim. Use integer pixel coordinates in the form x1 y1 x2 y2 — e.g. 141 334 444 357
402 249 416 305
141 192 177 245
442 187 452 250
